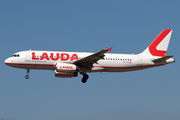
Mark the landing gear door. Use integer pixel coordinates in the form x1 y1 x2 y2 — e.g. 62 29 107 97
25 51 31 62
137 55 142 66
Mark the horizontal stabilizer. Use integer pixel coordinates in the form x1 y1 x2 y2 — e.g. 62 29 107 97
153 55 174 63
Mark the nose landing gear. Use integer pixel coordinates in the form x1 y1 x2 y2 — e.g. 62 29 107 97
25 69 30 79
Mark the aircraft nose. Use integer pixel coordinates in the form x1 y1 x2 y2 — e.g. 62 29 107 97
5 58 8 65
4 58 11 65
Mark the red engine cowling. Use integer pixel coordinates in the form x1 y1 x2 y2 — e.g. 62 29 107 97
56 63 77 72
55 70 78 78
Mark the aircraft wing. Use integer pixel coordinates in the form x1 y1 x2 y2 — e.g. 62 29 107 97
73 47 112 68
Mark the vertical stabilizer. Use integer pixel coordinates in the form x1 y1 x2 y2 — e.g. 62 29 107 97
140 29 172 57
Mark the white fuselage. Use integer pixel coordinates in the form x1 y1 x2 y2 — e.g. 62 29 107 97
4 50 175 73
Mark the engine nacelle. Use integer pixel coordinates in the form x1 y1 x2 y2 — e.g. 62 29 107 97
56 63 77 72
55 70 78 78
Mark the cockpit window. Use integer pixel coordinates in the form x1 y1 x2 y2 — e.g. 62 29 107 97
12 54 20 57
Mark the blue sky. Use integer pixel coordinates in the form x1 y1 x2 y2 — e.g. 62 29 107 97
0 0 179 120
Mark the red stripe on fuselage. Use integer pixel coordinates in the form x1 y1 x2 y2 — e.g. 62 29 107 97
5 63 166 70
93 64 165 69
5 63 56 66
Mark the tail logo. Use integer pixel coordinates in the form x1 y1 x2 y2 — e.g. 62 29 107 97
149 29 172 57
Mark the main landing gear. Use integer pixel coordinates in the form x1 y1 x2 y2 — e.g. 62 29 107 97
81 73 89 83
25 69 30 79
80 67 89 83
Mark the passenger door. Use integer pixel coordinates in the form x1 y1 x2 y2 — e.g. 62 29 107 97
25 51 31 62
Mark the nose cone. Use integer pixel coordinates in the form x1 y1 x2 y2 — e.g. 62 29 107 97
5 58 8 64
4 57 11 65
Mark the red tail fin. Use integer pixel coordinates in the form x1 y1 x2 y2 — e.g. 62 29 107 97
140 29 172 57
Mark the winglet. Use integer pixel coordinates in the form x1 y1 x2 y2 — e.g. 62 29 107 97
107 47 113 52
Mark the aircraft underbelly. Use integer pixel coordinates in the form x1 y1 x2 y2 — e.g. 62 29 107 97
8 61 56 70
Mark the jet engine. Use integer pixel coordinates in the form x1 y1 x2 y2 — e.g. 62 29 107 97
55 63 78 78
56 63 77 72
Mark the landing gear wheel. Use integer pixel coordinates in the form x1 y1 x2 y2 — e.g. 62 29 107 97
25 69 30 79
25 75 29 79
81 74 89 83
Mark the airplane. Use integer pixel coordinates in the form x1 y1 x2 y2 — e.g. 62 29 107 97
4 29 175 83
